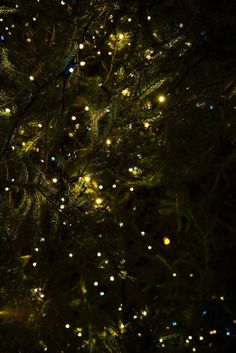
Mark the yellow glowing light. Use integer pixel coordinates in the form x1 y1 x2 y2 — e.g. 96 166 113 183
122 88 130 97
172 272 177 277
97 252 102 257
29 75 34 81
79 43 84 49
52 178 58 183
5 108 11 113
199 336 204 341
65 323 70 328
159 338 163 343
163 236 171 245
110 275 115 281
84 176 91 183
158 95 166 103
80 61 86 66
144 122 150 128
106 139 111 145
95 198 103 205
119 33 124 40
71 115 76 121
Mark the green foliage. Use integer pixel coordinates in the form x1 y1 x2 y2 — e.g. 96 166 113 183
0 1 236 353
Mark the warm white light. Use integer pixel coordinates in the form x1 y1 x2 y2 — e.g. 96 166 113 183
29 75 34 81
52 178 58 183
110 276 115 281
95 198 102 205
80 61 86 66
79 43 84 49
158 95 166 103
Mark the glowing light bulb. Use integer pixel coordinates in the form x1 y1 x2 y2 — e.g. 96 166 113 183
110 275 115 281
97 252 102 257
52 178 58 183
5 108 11 113
79 43 84 49
29 75 34 81
69 253 73 258
85 176 91 182
65 324 70 328
94 281 98 286
80 61 86 66
106 139 111 145
95 198 102 205
119 33 124 39
85 106 89 111
32 262 37 267
158 95 166 103
71 115 76 121
163 236 171 245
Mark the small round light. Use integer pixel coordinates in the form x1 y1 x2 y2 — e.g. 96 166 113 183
29 75 34 81
95 198 102 205
110 275 115 281
158 95 166 103
52 178 58 183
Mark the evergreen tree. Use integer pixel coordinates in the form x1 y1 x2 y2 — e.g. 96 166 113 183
0 1 236 352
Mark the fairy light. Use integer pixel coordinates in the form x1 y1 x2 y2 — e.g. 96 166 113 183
29 75 34 81
98 185 103 190
52 178 58 183
97 252 102 257
65 324 70 328
119 33 124 40
85 176 91 183
172 272 177 277
80 61 86 66
106 139 111 145
79 43 84 49
69 253 73 258
130 187 134 192
110 275 115 281
163 236 171 245
32 262 37 267
95 198 103 205
158 95 166 103
5 108 11 113
94 281 98 286
85 106 89 111
71 115 76 121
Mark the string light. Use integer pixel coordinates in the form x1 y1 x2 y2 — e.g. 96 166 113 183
163 236 171 245
157 95 166 103
95 198 103 205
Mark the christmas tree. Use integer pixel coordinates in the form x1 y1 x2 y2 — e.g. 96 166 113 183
0 1 236 352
